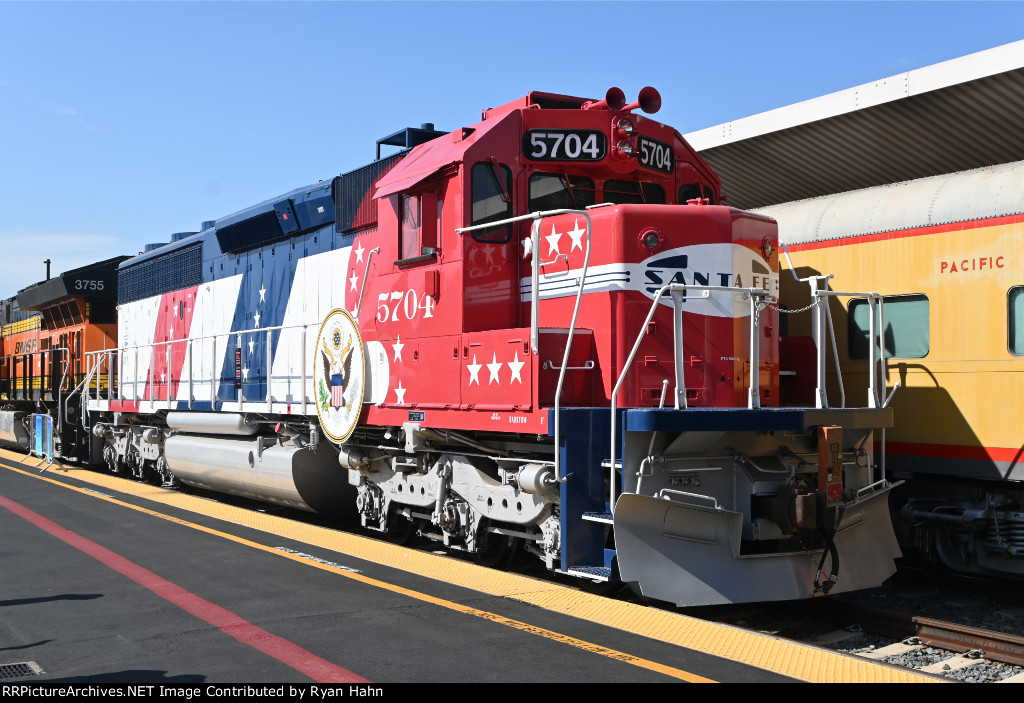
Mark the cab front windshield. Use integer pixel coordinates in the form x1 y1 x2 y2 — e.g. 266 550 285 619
528 171 669 211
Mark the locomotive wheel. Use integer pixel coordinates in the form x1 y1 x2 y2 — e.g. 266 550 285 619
475 534 521 569
384 516 418 546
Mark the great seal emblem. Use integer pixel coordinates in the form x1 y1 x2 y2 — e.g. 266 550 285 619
314 308 364 444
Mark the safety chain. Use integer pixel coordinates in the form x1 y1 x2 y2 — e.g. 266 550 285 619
752 295 770 329
766 299 819 315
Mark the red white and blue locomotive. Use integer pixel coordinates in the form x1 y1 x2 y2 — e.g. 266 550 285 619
2 88 903 606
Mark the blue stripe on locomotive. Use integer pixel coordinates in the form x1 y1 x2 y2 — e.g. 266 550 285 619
208 181 339 405
118 178 359 412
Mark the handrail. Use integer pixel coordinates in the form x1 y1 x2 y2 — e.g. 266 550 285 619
86 320 324 409
655 489 722 510
69 349 107 429
354 247 381 318
609 283 769 512
812 289 885 409
606 273 894 514
0 347 70 422
781 244 888 411
458 207 600 484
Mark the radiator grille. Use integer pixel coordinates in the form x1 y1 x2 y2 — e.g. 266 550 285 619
119 243 202 305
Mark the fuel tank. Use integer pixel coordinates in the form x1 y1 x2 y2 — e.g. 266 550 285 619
164 434 355 517
165 412 259 436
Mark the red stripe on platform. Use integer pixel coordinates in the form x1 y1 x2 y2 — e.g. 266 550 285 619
785 213 1024 252
0 492 369 684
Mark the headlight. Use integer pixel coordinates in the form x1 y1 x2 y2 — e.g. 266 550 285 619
640 229 661 249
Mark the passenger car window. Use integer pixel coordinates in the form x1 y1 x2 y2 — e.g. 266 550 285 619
1009 287 1024 355
849 294 929 359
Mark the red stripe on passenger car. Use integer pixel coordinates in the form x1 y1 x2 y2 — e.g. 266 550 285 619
883 441 1024 464
785 213 1024 251
0 492 370 684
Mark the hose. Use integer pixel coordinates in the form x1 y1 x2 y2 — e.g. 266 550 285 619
814 524 840 595
813 499 848 594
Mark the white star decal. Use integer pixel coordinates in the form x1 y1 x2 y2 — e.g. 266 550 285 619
507 351 524 384
160 372 166 383
482 244 497 266
522 237 533 259
354 242 365 263
259 284 266 303
394 381 406 404
168 327 174 339
567 219 586 252
248 338 254 354
253 312 261 328
392 335 404 363
242 366 249 380
466 354 482 385
350 272 359 291
545 224 562 256
487 353 502 385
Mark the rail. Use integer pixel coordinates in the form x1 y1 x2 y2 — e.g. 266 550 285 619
457 205 607 484
0 349 70 430
76 351 116 429
85 321 322 414
809 599 1024 668
609 283 770 510
784 247 901 478
607 276 895 513
781 244 896 411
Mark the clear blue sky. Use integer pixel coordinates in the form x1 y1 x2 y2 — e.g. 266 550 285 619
1 1 1022 295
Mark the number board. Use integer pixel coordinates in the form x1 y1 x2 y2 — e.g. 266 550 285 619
523 130 606 162
71 278 108 292
638 135 674 174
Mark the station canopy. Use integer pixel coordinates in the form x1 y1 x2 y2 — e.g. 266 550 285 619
684 40 1024 211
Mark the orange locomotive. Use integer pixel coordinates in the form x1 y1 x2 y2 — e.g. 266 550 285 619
0 257 127 459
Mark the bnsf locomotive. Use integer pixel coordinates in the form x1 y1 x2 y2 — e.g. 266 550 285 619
0 257 128 459
0 88 903 606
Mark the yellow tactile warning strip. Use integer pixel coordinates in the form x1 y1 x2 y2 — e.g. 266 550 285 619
1 453 935 683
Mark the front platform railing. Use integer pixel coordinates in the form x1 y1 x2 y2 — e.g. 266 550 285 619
607 272 899 513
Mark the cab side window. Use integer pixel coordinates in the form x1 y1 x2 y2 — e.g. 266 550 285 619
397 191 438 263
471 162 513 243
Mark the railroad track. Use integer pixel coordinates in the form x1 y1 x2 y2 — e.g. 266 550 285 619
809 599 1024 674
675 578 1024 682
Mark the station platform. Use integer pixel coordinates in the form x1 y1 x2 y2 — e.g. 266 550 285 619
0 447 935 684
